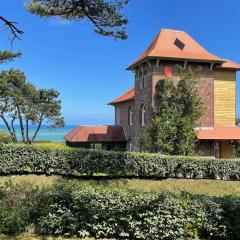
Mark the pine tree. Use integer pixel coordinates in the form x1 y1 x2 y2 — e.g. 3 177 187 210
25 0 129 39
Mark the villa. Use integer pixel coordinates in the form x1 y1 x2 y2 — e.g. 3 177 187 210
65 29 240 158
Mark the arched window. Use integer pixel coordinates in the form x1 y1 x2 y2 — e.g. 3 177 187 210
140 104 145 126
143 70 147 88
128 106 133 126
139 72 143 89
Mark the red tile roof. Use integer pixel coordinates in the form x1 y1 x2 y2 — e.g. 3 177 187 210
64 125 126 142
219 60 240 70
196 126 240 140
127 29 234 69
109 88 135 105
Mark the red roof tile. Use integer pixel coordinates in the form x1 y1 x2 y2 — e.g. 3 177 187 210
128 29 226 69
64 125 126 142
109 88 135 105
196 126 240 140
218 60 240 70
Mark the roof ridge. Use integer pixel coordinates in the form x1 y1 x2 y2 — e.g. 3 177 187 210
161 28 185 32
147 30 162 56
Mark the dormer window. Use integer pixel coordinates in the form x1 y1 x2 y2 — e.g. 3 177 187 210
140 104 145 126
174 38 185 50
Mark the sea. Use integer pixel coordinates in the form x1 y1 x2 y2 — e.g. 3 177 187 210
0 124 77 142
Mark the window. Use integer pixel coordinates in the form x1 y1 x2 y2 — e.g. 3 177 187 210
174 38 185 50
139 70 147 89
139 72 143 89
143 70 147 88
128 106 133 126
140 104 145 126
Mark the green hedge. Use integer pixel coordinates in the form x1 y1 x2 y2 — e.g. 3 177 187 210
1 144 240 180
1 180 240 239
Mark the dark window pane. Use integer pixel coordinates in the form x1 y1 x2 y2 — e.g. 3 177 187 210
174 38 185 50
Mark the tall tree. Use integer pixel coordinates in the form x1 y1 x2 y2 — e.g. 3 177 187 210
144 66 204 155
0 69 64 144
25 0 129 39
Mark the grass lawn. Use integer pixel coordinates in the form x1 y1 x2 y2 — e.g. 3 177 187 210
1 174 240 196
32 142 66 149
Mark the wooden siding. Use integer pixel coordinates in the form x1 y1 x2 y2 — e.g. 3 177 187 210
214 70 236 126
220 141 233 159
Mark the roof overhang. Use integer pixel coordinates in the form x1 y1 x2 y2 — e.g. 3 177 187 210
64 125 127 143
108 98 134 106
108 88 135 105
127 56 225 70
196 126 240 140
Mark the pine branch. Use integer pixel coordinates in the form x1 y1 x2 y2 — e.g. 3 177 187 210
0 51 21 64
26 0 129 39
0 16 23 41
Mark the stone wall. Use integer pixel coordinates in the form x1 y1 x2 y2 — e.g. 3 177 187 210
132 65 154 151
114 100 134 150
151 61 215 127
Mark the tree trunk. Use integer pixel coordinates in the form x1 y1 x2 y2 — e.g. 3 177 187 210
16 105 26 143
31 116 43 143
26 119 31 144
1 116 17 142
10 117 17 142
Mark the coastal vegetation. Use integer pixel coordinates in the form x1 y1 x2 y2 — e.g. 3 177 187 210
0 69 64 144
1 141 240 239
2 144 240 181
0 131 13 144
1 144 240 238
1 176 240 239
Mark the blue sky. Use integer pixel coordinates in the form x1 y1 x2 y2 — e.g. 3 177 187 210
1 0 240 125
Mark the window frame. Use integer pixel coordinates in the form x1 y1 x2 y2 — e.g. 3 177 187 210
128 106 133 126
139 71 143 89
143 70 147 89
140 104 146 126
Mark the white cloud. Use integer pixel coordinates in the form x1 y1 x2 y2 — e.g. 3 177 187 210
49 18 72 26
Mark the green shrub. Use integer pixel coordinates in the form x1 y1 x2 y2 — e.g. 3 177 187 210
0 144 240 180
0 181 38 235
0 180 239 239
0 131 13 144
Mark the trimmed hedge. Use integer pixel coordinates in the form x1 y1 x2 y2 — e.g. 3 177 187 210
1 180 240 239
1 144 240 180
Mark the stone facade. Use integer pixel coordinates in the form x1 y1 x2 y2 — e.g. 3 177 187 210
151 61 215 127
114 100 134 150
113 60 235 153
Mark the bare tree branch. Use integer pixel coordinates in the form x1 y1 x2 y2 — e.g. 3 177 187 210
0 15 24 41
